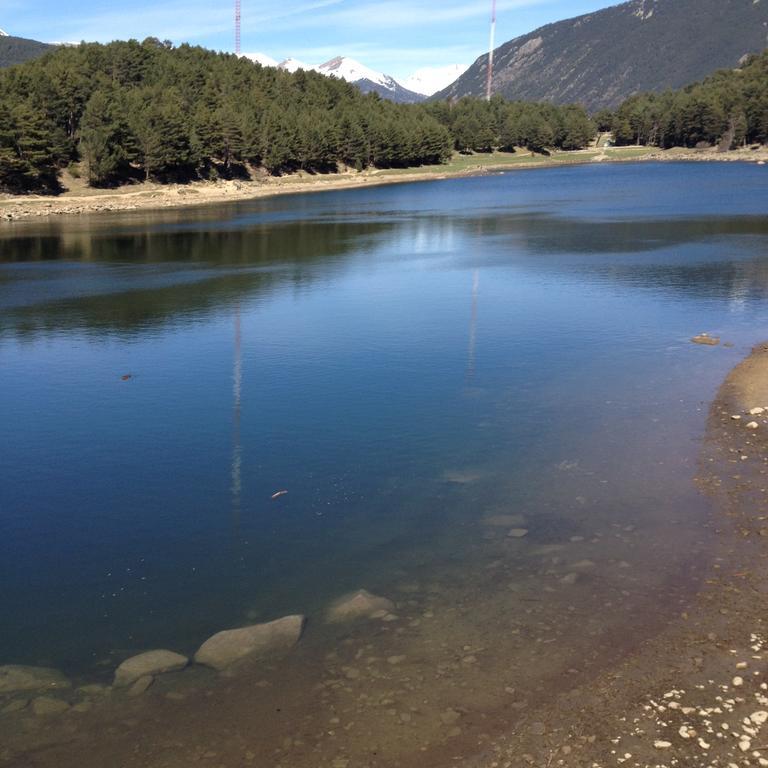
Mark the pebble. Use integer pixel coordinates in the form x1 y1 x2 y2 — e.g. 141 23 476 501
530 722 546 736
746 422 760 430
508 528 529 538
440 709 461 725
733 676 745 687
750 408 766 416
653 740 672 749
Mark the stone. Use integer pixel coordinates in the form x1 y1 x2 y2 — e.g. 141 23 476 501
114 650 188 687
440 709 461 725
482 514 526 527
654 740 672 749
507 528 529 538
1 698 28 714
0 665 70 695
327 590 395 622
750 408 766 416
195 615 305 671
747 422 760 430
31 696 69 716
127 675 154 697
691 334 720 346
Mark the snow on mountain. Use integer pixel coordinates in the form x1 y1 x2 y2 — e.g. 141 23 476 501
314 56 424 103
404 64 469 97
316 56 389 88
278 58 314 73
243 51 278 67
0 28 9 37
249 53 426 104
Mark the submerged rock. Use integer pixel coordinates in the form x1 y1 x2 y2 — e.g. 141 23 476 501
127 675 154 697
327 590 395 622
483 514 526 527
691 333 720 346
195 615 306 671
31 696 69 716
113 650 188 687
0 665 70 695
507 528 529 538
1 698 28 714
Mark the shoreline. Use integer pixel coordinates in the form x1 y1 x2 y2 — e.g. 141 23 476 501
477 342 768 767
1 146 766 223
2 345 768 768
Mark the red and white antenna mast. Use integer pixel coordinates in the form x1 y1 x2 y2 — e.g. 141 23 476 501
486 0 496 101
235 0 242 55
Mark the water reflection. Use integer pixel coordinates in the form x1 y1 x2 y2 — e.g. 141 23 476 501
1 162 767 675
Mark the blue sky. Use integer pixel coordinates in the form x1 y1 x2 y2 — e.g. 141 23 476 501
3 0 617 79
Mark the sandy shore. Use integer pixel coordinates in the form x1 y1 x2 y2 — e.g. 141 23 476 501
1 146 765 223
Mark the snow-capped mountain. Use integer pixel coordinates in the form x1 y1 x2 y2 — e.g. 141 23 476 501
404 64 469 97
242 52 441 104
279 58 312 73
0 28 9 37
243 52 278 67
316 56 390 87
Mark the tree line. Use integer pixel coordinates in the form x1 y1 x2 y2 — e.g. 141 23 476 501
600 49 768 149
0 39 600 194
3 38 763 195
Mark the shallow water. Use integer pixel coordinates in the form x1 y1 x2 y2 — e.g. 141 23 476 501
1 162 768 765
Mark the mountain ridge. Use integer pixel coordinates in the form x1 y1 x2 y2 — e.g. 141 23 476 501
434 0 768 110
0 34 55 68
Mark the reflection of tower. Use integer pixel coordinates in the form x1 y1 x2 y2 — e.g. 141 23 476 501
231 303 242 528
467 270 479 381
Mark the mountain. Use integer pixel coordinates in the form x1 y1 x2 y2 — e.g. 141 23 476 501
278 57 312 73
0 33 55 68
404 64 469 97
434 0 768 111
262 54 425 104
243 52 278 68
315 56 424 104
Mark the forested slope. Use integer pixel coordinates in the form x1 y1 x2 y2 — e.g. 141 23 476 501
608 49 768 148
0 39 595 193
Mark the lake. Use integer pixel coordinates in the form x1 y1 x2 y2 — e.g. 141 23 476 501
2 161 768 766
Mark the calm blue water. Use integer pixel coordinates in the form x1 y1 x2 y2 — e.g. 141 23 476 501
1 162 767 673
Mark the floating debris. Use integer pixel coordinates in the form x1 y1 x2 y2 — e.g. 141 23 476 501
271 490 288 499
121 374 132 381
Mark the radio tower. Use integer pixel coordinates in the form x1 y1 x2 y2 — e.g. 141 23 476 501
235 0 242 55
486 0 496 101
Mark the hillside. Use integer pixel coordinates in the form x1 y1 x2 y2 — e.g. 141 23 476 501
435 0 768 110
0 34 54 68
